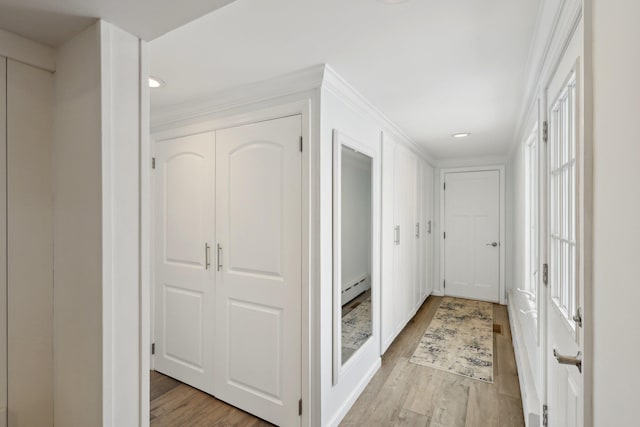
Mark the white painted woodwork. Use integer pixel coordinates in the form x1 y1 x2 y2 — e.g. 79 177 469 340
424 163 434 297
154 132 215 394
545 20 583 427
7 59 54 426
393 144 417 329
381 134 434 355
444 170 500 302
0 56 6 427
214 115 302 426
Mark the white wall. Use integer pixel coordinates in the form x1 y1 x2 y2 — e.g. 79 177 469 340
320 83 382 427
0 56 5 427
101 23 146 427
591 0 640 424
341 149 372 291
0 29 56 427
53 22 104 426
53 20 145 427
7 58 54 427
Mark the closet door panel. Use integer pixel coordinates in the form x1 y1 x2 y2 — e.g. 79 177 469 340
415 159 424 309
380 137 396 352
395 145 417 326
214 116 302 427
7 59 53 426
153 132 215 394
425 163 435 295
392 144 407 333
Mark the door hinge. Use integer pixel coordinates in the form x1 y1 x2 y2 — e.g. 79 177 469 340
542 404 548 427
443 280 446 288
298 398 302 416
152 157 156 169
151 343 155 355
443 231 446 239
573 307 583 327
543 263 548 286
299 136 303 152
543 121 549 143
443 182 446 190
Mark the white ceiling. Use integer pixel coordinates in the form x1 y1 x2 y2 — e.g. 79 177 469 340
150 0 541 160
0 0 234 47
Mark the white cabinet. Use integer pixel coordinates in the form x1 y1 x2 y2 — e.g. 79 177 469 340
381 135 434 354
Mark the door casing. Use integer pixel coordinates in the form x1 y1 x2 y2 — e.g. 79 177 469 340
438 165 506 305
147 100 315 426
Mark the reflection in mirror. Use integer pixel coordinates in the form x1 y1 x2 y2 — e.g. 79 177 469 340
340 146 373 364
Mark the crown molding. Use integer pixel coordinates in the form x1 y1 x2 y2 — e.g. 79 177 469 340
150 64 326 130
150 63 437 165
320 64 435 165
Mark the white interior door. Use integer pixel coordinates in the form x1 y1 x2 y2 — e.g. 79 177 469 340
544 24 584 427
153 132 215 394
214 116 302 426
443 170 500 302
393 144 416 330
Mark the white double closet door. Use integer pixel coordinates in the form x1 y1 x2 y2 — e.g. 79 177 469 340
154 115 302 426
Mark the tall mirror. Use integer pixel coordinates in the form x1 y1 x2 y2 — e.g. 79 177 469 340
333 130 374 383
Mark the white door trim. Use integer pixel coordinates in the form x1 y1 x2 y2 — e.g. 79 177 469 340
145 98 316 427
439 165 506 305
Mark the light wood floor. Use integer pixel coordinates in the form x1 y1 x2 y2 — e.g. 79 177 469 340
150 296 524 427
150 371 274 426
340 296 525 427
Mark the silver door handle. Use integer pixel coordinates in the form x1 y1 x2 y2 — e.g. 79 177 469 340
427 220 432 234
205 243 211 269
217 244 223 271
415 222 420 239
553 349 582 373
394 226 400 245
486 242 498 247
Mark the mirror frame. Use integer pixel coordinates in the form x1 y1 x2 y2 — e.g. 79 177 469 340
332 129 380 385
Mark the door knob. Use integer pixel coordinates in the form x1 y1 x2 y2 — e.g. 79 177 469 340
486 242 498 247
553 349 582 373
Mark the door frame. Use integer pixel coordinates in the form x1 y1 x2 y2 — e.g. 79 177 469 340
439 165 506 305
144 99 315 427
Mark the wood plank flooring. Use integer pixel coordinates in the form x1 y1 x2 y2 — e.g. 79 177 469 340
150 296 524 427
341 296 525 427
150 371 273 426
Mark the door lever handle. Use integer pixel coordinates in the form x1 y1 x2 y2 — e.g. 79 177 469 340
553 349 582 373
217 244 223 272
486 242 498 247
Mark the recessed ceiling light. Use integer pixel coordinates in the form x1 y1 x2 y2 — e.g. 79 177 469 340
149 76 165 88
452 133 470 139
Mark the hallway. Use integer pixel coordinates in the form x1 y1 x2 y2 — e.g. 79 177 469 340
341 296 524 426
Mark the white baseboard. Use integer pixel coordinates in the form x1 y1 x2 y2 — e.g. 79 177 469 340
326 357 382 427
431 289 444 296
507 292 541 427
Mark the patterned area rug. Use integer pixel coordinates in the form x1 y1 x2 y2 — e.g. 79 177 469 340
410 297 494 383
342 296 372 350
